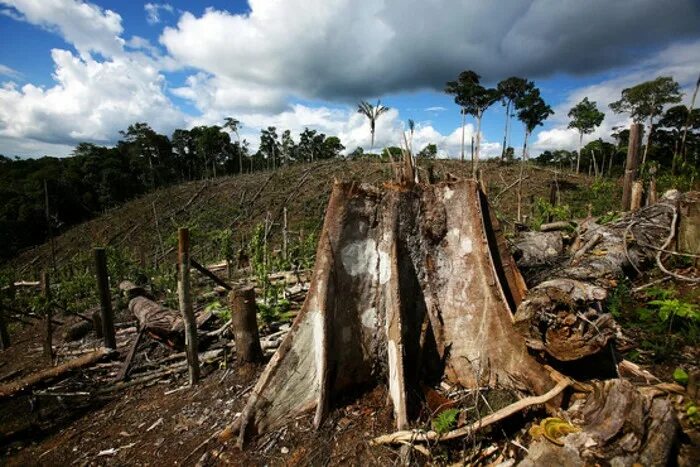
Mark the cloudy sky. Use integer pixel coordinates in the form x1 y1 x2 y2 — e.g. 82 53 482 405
0 0 699 158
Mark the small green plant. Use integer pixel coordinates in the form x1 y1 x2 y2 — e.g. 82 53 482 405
673 367 689 385
686 401 700 427
205 300 230 321
431 408 460 434
530 197 571 230
648 298 699 324
597 211 621 225
606 279 631 318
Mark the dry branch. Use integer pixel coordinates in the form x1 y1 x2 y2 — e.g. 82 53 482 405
0 347 113 399
370 378 571 445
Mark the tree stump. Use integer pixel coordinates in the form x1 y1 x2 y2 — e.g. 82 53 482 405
233 180 555 446
229 286 263 364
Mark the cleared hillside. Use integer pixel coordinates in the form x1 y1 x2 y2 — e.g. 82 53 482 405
10 158 605 276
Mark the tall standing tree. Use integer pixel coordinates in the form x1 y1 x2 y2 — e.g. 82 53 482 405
223 117 243 174
445 70 499 174
497 77 533 160
609 76 682 165
357 100 390 153
568 97 605 173
515 87 553 221
407 119 415 152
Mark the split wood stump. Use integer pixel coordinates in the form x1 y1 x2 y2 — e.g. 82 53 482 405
232 179 549 446
228 286 263 364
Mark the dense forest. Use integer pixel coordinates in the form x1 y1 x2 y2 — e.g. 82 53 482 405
1 74 698 261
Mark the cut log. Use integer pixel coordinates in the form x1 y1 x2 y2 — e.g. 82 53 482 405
228 287 263 364
513 190 691 367
0 347 113 399
512 231 565 269
233 180 555 446
118 280 149 300
519 379 677 466
128 296 212 350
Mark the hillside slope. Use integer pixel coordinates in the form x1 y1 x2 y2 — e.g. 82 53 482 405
9 159 603 276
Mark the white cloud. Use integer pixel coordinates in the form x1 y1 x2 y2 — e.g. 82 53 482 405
0 50 185 148
144 3 173 25
424 106 446 113
0 0 125 58
0 64 22 80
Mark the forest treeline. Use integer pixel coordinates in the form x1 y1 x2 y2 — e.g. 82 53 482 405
1 74 698 261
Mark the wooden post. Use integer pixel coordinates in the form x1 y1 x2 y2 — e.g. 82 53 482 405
92 309 103 339
94 248 116 349
177 228 200 385
282 207 288 261
630 181 644 212
229 286 263 363
647 177 657 206
41 271 53 360
678 193 700 268
622 123 642 210
0 282 12 350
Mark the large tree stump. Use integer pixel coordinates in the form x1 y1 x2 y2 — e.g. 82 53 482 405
229 286 263 364
233 180 556 445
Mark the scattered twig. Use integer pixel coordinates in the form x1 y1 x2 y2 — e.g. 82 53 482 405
370 378 571 445
655 203 700 282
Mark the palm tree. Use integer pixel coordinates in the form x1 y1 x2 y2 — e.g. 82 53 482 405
223 117 242 174
357 100 390 152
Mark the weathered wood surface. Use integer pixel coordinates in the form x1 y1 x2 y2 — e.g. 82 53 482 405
513 191 683 363
233 180 555 446
229 287 263 364
0 347 113 399
519 379 677 466
128 296 211 350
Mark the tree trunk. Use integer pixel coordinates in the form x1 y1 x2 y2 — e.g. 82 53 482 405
94 248 116 349
474 112 482 178
517 130 530 222
229 286 263 364
576 133 582 174
41 271 53 361
177 228 200 385
631 181 644 211
233 180 555 445
460 109 466 161
513 191 680 363
642 120 654 166
501 101 510 160
622 123 642 211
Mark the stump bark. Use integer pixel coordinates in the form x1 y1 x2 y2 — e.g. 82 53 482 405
234 180 556 445
229 287 263 363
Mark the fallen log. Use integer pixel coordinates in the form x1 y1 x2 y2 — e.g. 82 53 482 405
0 347 113 399
519 379 678 466
128 296 212 350
513 190 686 364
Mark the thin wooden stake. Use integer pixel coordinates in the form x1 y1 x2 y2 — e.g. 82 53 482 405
41 271 53 360
94 248 116 349
178 228 200 385
282 207 288 261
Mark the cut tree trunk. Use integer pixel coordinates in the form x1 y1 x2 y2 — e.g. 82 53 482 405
229 286 263 363
513 190 682 365
128 296 211 350
0 347 113 399
233 180 556 446
519 379 677 466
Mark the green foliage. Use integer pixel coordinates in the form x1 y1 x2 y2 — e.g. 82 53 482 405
568 97 605 136
648 298 699 323
673 367 689 385
431 408 460 434
530 197 571 230
606 279 631 319
609 76 682 123
686 401 700 427
597 211 621 225
205 300 230 322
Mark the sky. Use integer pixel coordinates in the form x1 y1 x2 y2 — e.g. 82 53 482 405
0 0 699 159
